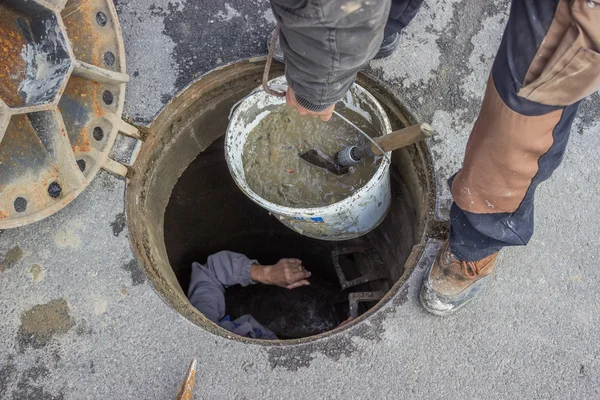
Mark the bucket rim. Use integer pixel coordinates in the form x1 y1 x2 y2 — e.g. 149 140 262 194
225 78 393 216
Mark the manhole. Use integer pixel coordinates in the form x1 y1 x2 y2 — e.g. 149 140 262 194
126 60 439 343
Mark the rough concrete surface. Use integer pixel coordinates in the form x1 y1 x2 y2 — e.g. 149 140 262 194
1 0 599 398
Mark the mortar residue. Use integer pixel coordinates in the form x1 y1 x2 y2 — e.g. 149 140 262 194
17 298 74 351
30 264 45 282
242 105 381 207
0 246 23 273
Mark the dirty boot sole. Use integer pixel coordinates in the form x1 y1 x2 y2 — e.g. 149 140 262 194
419 260 488 316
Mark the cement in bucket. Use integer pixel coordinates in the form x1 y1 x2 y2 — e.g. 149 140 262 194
225 76 393 241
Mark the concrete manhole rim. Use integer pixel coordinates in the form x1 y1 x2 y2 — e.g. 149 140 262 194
126 59 440 346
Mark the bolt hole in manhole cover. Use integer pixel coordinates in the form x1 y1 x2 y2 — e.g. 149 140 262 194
127 61 440 343
0 0 138 229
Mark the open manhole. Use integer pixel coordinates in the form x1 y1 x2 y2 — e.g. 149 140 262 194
126 60 439 343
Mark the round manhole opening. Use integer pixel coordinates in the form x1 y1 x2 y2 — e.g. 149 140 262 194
126 60 437 343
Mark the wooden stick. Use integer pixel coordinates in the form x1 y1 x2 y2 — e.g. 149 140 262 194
371 123 433 155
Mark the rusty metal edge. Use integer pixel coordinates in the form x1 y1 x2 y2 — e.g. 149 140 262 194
0 0 131 229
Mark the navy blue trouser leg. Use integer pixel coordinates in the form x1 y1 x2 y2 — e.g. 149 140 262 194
448 0 599 261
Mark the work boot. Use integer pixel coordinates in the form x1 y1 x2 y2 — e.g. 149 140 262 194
419 241 498 316
373 32 400 59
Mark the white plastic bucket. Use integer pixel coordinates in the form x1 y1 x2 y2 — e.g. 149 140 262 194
225 76 392 241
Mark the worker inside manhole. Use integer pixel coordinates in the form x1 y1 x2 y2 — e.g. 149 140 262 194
163 130 420 340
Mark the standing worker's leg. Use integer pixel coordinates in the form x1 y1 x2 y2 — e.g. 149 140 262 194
376 0 425 59
385 0 423 37
420 0 600 315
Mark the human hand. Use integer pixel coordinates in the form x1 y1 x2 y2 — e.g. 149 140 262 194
251 258 311 289
286 86 335 122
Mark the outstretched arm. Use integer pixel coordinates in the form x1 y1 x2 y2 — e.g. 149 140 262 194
188 252 312 323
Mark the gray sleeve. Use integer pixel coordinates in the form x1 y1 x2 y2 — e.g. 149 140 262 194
270 0 390 112
187 251 256 323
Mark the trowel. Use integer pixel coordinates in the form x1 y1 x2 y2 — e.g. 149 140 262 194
300 123 433 175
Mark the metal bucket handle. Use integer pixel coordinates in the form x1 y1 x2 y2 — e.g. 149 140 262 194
263 24 286 98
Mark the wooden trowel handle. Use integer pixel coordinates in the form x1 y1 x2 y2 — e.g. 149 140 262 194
371 123 433 155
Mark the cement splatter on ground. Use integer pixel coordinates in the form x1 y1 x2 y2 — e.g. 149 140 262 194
54 227 81 248
30 264 45 282
17 299 74 351
94 298 108 315
0 246 23 273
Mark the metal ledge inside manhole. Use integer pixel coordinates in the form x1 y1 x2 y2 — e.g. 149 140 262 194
126 60 439 344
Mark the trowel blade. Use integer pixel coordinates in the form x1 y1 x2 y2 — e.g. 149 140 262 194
299 148 349 176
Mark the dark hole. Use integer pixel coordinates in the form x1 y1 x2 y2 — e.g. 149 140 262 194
156 78 421 339
357 300 379 316
14 197 27 213
96 11 108 27
48 182 62 198
163 137 405 339
103 51 115 66
93 127 104 141
338 253 363 281
77 159 86 172
102 90 114 105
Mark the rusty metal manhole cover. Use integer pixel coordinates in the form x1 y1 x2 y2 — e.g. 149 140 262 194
0 0 138 229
